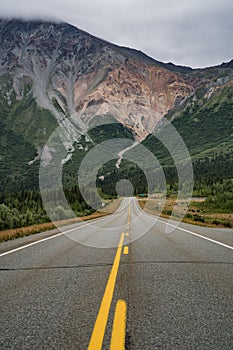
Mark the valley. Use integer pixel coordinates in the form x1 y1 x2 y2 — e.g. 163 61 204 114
0 15 232 350
0 18 232 233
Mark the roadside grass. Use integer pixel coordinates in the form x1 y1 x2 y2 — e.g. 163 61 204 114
0 212 107 242
0 198 122 243
138 198 233 229
1 195 232 243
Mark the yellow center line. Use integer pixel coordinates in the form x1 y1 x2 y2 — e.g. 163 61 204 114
125 232 129 237
110 299 127 350
88 233 125 350
123 246 129 255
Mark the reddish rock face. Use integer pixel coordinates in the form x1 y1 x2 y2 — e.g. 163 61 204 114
72 59 193 140
0 18 195 143
2 18 232 147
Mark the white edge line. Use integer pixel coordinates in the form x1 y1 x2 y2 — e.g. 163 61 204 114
3 197 231 257
0 210 122 258
159 219 233 251
134 198 233 251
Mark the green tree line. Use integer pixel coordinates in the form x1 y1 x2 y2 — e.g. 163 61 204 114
0 186 103 231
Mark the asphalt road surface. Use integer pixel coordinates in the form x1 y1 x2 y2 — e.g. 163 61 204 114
0 197 233 349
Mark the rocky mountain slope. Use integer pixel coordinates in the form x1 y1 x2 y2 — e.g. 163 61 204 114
0 18 232 191
0 18 195 143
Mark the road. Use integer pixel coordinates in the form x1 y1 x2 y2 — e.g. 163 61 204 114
0 197 233 349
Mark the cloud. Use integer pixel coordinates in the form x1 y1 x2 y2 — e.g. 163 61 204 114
0 0 232 67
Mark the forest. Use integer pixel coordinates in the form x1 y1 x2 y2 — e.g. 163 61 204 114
0 175 232 231
0 108 232 231
0 186 107 231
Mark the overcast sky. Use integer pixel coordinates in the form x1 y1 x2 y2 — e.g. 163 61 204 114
1 0 232 68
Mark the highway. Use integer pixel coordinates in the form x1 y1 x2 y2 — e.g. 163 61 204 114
0 197 233 349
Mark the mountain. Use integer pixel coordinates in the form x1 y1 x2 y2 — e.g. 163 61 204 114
0 18 232 192
0 18 194 141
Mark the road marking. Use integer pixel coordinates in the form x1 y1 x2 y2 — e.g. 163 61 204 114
135 199 233 251
88 233 125 350
110 299 127 350
123 246 129 255
0 213 122 258
125 232 129 237
161 221 233 251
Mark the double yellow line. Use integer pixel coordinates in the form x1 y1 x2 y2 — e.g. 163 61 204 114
88 233 126 350
88 200 131 350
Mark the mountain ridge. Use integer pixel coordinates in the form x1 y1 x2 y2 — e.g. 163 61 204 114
0 17 196 144
0 17 232 192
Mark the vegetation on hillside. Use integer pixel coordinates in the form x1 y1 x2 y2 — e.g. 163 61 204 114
0 73 233 233
0 75 57 192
